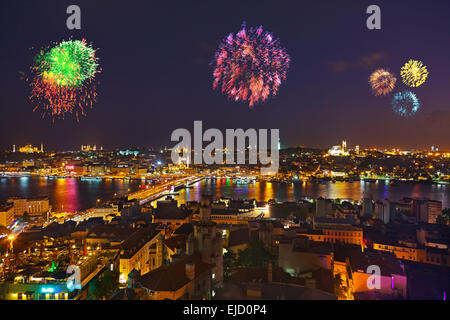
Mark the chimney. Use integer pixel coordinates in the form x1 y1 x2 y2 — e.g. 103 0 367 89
186 262 195 281
268 260 273 283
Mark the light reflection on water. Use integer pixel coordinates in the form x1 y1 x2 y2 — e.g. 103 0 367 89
0 177 448 212
0 177 145 213
173 179 450 208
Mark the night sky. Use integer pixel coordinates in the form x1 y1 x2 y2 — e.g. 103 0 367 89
1 0 450 151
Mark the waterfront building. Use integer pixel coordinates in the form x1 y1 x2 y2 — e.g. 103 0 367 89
412 199 442 224
93 204 119 218
0 203 14 227
7 196 50 216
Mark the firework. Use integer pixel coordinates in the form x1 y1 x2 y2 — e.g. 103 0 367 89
400 59 428 87
392 91 420 117
369 69 396 96
28 39 99 120
213 23 290 107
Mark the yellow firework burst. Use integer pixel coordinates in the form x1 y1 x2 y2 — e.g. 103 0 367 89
400 59 429 87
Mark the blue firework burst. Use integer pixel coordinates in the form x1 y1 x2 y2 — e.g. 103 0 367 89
392 91 420 117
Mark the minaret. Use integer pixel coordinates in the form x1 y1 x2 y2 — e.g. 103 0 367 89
41 144 43 153
13 144 15 152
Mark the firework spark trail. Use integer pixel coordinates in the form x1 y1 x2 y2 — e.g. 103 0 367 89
392 91 420 117
213 23 290 107
28 39 100 121
400 59 428 87
369 69 396 96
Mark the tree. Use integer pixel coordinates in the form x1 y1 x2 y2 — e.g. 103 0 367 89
87 269 119 300
223 250 237 278
442 208 450 220
235 240 274 268
436 215 446 225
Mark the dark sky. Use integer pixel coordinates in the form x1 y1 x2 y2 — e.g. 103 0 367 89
1 0 450 151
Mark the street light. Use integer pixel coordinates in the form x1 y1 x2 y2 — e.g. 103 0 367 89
7 235 15 253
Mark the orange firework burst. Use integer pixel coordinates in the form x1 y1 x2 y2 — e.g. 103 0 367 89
369 69 397 96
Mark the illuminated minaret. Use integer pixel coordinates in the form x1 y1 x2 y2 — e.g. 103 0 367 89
40 144 43 153
355 145 360 154
13 144 15 152
342 140 347 153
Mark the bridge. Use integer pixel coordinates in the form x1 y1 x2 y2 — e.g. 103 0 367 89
127 175 205 205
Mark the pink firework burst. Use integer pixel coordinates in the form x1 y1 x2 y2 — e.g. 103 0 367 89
213 23 290 108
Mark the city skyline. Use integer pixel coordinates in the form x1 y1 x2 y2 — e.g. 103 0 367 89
1 0 450 150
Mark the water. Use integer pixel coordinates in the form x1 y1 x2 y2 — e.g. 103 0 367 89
0 177 449 212
0 177 144 212
174 178 450 208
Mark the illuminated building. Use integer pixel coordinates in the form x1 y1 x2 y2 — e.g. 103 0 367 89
298 227 363 246
412 199 442 224
118 227 162 282
136 253 214 300
7 196 50 216
278 238 333 275
93 203 119 218
0 283 71 300
18 144 42 153
112 165 131 175
328 145 344 156
0 203 14 227
118 149 139 156
0 250 120 300
347 249 407 299
81 145 99 151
